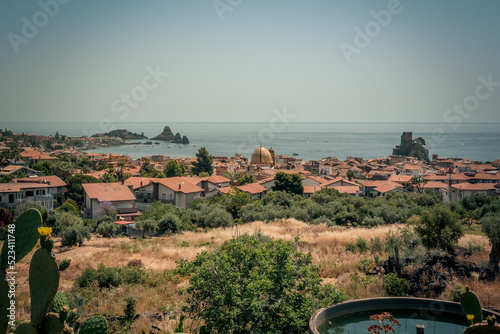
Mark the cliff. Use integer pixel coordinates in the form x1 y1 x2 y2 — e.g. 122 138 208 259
152 126 190 144
151 126 175 141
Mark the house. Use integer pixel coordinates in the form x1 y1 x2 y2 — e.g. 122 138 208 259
259 177 275 191
19 149 59 164
423 173 471 184
422 181 449 196
302 176 329 187
322 177 362 196
303 185 321 198
0 165 42 177
82 182 137 220
402 164 424 177
0 176 66 210
388 174 413 186
219 182 267 200
134 177 204 210
360 180 403 197
470 172 500 184
197 175 231 198
450 183 498 202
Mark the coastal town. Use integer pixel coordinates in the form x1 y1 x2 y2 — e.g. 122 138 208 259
1 128 499 219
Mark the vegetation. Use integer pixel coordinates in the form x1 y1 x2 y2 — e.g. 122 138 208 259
272 172 304 194
163 159 186 177
177 233 348 333
191 147 214 176
414 204 463 251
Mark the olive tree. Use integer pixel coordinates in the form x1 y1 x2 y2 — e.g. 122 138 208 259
177 233 348 334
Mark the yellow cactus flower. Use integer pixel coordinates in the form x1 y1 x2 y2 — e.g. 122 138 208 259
38 227 52 236
466 314 474 321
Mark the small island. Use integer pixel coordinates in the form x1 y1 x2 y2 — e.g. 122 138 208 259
91 129 147 140
152 126 189 144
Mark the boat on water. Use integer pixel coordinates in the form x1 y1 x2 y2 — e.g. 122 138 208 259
179 144 184 148
293 153 299 156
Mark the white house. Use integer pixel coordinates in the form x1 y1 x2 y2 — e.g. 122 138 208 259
0 176 66 210
82 182 137 220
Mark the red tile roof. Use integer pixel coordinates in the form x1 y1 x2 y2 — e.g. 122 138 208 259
423 182 449 189
124 177 154 190
14 175 66 187
303 185 321 194
82 182 136 202
452 183 498 191
155 177 204 194
330 185 361 194
237 182 267 195
403 165 421 170
388 175 413 183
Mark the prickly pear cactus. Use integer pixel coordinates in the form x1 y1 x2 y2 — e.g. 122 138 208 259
0 209 42 269
79 315 108 334
12 322 37 334
50 292 70 313
460 287 483 324
464 322 500 334
41 313 64 334
29 248 60 326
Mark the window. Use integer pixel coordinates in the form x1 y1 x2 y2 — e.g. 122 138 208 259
26 190 34 197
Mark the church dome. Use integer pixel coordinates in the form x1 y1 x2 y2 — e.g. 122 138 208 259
251 146 273 164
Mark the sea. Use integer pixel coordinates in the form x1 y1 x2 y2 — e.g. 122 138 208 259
2 122 500 162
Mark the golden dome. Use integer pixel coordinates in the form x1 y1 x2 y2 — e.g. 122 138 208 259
251 146 273 164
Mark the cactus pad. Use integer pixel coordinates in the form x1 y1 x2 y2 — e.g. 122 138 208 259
13 322 38 334
29 248 60 326
0 271 10 334
0 209 42 269
50 292 70 313
79 315 108 334
41 313 65 334
464 322 500 334
460 287 483 324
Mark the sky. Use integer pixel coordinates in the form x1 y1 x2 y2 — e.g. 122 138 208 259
1 0 500 125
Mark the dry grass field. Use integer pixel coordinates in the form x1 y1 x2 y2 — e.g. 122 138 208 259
8 219 499 333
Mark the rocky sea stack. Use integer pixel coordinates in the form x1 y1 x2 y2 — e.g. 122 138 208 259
392 132 429 161
152 126 189 144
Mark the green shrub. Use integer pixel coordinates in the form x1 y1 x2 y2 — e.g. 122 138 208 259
449 285 463 302
383 274 410 296
158 213 181 233
370 236 384 254
61 224 91 247
75 265 146 288
355 238 369 253
345 243 356 252
312 215 332 225
83 218 97 232
197 204 233 228
96 221 118 238
364 216 384 227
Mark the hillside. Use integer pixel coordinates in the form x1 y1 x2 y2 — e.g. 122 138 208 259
7 220 497 333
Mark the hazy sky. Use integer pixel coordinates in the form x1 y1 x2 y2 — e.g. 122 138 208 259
1 0 499 124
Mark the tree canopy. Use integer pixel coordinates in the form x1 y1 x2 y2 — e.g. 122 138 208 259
191 147 213 176
163 159 186 177
272 172 303 194
178 233 348 334
414 204 463 251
